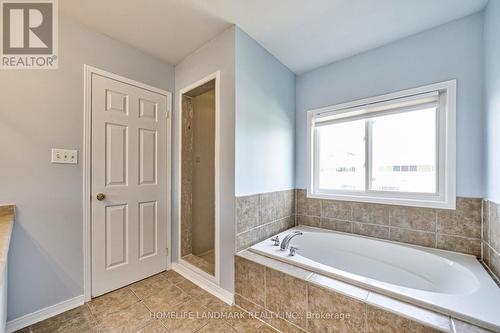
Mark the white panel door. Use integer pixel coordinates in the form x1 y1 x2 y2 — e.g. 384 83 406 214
91 73 168 297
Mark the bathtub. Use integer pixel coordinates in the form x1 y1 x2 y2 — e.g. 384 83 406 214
250 226 500 331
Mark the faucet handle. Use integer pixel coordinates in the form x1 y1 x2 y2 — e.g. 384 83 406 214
289 246 299 256
271 236 280 246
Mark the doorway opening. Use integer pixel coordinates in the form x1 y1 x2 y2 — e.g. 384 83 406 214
178 73 219 281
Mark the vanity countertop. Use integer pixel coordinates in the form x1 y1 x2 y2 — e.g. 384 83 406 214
0 205 14 282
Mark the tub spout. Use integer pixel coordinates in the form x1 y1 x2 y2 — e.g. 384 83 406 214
280 231 303 251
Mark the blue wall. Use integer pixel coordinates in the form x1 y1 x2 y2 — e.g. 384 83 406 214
485 1 500 203
295 14 484 197
235 28 296 196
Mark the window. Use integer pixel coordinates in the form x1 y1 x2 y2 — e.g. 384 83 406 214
307 80 456 209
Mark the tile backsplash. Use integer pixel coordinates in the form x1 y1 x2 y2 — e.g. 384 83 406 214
235 189 295 252
482 200 500 282
235 189 500 282
235 189 485 258
296 189 482 257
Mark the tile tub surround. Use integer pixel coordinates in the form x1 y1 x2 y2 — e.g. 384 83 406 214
482 200 500 282
236 190 295 252
296 190 483 257
235 251 496 333
15 270 279 333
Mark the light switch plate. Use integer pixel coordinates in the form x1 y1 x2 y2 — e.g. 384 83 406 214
51 148 78 164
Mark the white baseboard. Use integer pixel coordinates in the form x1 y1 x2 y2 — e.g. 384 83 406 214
172 263 233 305
6 295 84 333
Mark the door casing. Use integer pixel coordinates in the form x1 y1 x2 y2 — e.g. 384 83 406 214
83 65 172 301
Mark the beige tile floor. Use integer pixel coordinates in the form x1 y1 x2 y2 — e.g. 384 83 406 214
198 251 215 265
15 271 278 333
182 252 215 275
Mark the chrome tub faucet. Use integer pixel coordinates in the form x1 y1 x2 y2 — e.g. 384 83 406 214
280 230 303 251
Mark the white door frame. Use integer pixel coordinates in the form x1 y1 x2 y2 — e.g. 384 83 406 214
83 65 172 301
177 71 221 285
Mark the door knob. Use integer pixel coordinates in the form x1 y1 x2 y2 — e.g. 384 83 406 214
96 193 106 201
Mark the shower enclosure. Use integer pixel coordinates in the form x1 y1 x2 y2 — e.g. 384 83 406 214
179 75 218 278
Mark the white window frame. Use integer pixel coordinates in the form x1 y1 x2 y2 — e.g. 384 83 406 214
306 80 456 209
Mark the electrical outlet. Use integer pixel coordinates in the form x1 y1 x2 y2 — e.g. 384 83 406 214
51 149 78 164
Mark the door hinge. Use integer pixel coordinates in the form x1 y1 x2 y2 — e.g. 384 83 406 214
166 247 169 256
166 110 170 119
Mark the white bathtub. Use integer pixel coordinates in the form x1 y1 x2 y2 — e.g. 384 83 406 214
250 226 500 331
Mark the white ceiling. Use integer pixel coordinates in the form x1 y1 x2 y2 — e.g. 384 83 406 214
61 0 488 74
